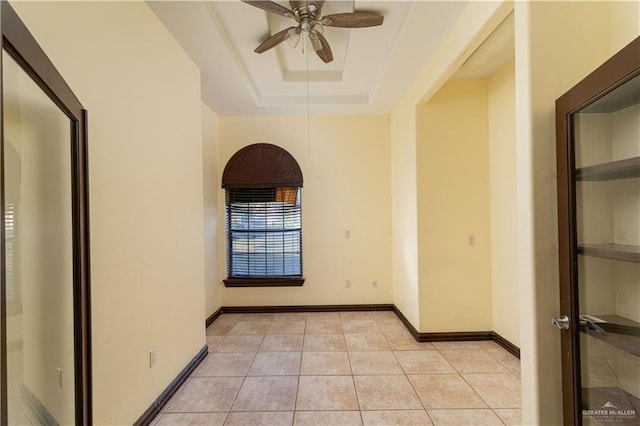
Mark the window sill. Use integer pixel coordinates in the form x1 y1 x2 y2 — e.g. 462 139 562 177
223 277 305 287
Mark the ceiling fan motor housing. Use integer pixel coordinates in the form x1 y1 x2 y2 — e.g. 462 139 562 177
293 5 319 21
290 1 320 15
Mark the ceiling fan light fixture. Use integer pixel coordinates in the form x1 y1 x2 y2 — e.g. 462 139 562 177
309 32 322 52
311 22 323 34
286 27 301 48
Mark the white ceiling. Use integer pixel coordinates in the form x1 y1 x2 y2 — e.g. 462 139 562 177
148 1 469 116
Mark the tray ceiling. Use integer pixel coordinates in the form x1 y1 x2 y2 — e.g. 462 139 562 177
148 1 468 116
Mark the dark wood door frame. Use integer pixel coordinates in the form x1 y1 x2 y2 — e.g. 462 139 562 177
0 3 92 425
555 36 640 426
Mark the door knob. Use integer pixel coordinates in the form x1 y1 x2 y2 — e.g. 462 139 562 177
551 315 570 330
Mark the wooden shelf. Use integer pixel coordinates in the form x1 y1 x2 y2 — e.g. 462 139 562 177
578 243 640 263
598 315 640 336
581 315 640 357
576 156 640 181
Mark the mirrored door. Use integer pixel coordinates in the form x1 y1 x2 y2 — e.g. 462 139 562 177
1 3 91 424
3 48 76 425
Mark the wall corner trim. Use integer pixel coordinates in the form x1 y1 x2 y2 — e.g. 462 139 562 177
392 305 520 358
491 331 521 358
206 307 223 327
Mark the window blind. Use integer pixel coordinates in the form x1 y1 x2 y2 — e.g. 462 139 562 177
5 204 16 302
226 187 302 278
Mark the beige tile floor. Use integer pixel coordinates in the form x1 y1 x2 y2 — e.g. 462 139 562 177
153 311 522 425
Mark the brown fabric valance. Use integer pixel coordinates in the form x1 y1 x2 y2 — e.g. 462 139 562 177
222 143 303 188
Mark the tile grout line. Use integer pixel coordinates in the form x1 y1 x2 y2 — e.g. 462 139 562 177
438 345 511 420
201 313 521 425
482 346 522 378
213 313 241 425
223 330 264 422
344 343 363 424
453 352 518 425
345 312 386 424
456 363 503 419
396 347 437 425
292 319 307 426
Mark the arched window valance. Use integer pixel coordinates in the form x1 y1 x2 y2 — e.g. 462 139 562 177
222 143 303 188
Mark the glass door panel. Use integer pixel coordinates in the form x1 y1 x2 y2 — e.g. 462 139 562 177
2 49 76 425
574 72 640 425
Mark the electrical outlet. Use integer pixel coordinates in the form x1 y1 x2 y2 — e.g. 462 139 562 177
345 230 350 239
372 280 378 288
150 347 157 368
468 235 475 246
346 280 351 288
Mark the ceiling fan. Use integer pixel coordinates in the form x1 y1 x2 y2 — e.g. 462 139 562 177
242 0 384 63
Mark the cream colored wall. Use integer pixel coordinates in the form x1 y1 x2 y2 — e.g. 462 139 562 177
218 116 393 306
390 101 420 326
488 59 519 345
416 79 493 332
610 0 640 54
390 1 513 332
202 103 222 317
514 1 639 423
11 2 207 424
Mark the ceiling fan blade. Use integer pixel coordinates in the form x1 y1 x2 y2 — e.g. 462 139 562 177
255 26 297 53
322 12 384 28
314 32 333 63
242 0 294 17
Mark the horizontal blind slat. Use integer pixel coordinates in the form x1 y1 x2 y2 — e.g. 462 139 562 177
226 187 302 277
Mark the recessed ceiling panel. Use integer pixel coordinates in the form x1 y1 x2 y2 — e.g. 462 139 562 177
207 0 408 105
147 0 469 116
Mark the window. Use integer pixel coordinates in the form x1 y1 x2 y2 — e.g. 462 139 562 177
226 187 302 278
222 144 304 287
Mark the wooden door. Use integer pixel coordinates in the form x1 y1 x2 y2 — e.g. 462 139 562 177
555 36 640 425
